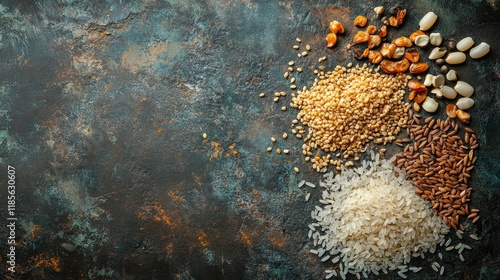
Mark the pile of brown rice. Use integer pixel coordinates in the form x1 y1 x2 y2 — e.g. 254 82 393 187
308 151 449 279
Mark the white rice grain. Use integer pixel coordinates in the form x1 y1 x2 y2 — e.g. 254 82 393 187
398 271 408 279
305 193 311 201
298 180 306 188
470 234 479 240
440 266 445 275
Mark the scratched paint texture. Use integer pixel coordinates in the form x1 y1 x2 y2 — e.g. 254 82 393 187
0 0 499 279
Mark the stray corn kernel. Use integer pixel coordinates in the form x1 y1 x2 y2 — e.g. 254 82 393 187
283 149 290 154
267 147 272 152
297 67 303 72
281 106 287 111
306 44 311 51
288 61 295 66
203 133 207 139
259 93 265 98
283 133 288 139
271 137 276 142
301 51 308 57
293 45 300 50
294 167 300 173
276 148 282 154
296 38 302 43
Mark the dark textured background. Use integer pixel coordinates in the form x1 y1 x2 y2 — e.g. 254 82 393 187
0 0 499 279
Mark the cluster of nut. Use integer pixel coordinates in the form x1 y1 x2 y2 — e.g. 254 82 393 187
349 7 433 76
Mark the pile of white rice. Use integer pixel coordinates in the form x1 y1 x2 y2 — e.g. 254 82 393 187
308 152 449 279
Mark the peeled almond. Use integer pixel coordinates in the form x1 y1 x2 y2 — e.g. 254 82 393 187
415 35 429 47
445 52 466 64
469 42 490 59
421 96 439 113
429 47 447 60
441 85 457 99
454 81 474 97
446 69 457 81
419 12 438 31
457 37 474 51
433 75 445 88
456 97 474 110
429 33 443 46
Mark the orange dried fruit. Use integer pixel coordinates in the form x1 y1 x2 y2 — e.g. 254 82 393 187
380 43 396 58
366 25 377 35
378 25 387 38
407 79 426 91
354 15 368 27
409 62 429 74
353 31 369 43
397 9 407 25
413 90 428 104
393 36 412 47
362 48 370 58
456 109 470 124
367 35 382 49
394 58 410 73
329 20 345 34
409 30 426 42
380 60 396 74
326 33 338 48
404 48 420 63
446 104 458 118
409 91 416 101
368 50 383 64
389 16 398 27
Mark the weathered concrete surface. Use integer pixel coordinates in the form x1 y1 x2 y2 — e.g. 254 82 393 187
0 0 499 279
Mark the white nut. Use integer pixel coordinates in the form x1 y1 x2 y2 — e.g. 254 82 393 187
429 47 447 60
429 33 443 46
432 88 443 99
446 69 457 81
415 35 430 47
457 37 474 52
424 74 435 87
419 12 438 31
374 6 384 15
441 85 457 99
393 47 405 59
433 75 445 88
445 52 466 64
454 81 474 97
456 97 474 110
469 42 490 59
422 96 439 113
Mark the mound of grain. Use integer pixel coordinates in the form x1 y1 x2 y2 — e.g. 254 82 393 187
290 64 410 171
309 151 449 278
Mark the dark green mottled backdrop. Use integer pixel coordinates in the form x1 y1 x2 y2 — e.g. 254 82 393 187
0 0 499 279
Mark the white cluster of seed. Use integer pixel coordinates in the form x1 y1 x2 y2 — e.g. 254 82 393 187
415 11 489 116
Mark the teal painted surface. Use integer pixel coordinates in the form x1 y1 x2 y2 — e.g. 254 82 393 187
0 0 499 279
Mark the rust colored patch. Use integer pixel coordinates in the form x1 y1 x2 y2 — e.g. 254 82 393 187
31 224 42 239
34 254 61 272
197 230 209 247
239 231 253 246
209 141 223 160
168 190 186 203
268 235 285 248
